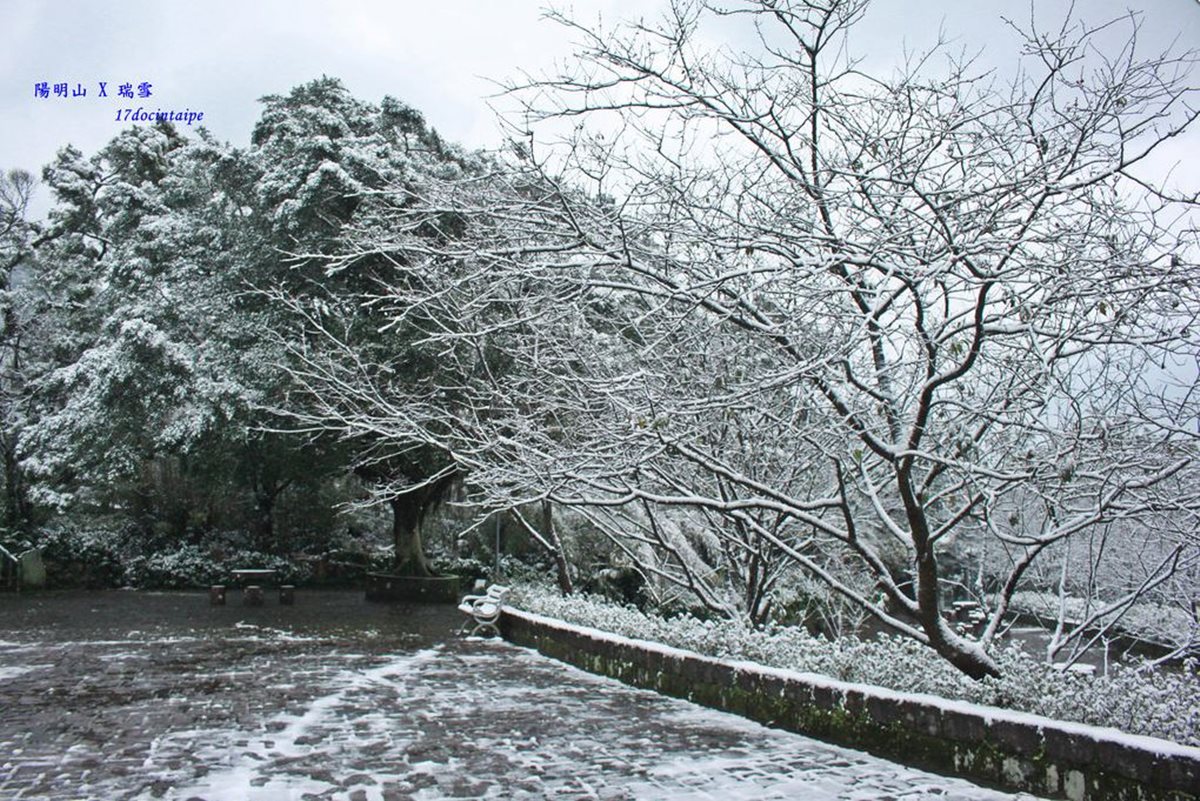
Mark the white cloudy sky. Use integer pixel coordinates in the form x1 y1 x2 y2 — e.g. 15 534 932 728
2 0 1198 216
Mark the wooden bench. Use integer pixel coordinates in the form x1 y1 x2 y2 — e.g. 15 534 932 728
458 584 509 637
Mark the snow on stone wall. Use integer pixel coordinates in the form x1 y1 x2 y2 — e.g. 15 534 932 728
500 607 1200 801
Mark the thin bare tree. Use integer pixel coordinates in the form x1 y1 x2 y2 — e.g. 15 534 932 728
270 0 1200 678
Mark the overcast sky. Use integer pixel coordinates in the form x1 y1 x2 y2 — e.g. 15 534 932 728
3 0 1198 217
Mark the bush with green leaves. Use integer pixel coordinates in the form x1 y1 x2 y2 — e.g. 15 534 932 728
123 545 306 589
429 555 491 586
31 524 327 589
35 525 130 588
512 585 1200 746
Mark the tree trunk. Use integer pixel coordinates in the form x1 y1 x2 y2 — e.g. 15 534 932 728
0 431 31 533
253 485 276 552
898 461 1002 680
914 546 1001 679
391 495 433 577
250 464 291 553
542 499 573 595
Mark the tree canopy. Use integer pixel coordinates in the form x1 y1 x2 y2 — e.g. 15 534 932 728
3 7 1197 678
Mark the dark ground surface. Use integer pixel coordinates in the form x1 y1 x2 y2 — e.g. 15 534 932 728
0 590 1046 800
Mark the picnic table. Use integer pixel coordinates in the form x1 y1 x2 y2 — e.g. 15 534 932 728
231 568 278 586
209 569 293 606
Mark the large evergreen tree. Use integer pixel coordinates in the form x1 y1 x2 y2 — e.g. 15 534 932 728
20 117 336 547
18 79 480 574
0 168 39 535
251 78 478 575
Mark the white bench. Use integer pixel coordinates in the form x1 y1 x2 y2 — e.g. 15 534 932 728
458 584 509 637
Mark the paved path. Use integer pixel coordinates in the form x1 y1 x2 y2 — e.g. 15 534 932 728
0 591 1048 800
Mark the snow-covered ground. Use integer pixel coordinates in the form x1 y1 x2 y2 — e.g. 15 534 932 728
101 642 1041 801
0 599 1054 801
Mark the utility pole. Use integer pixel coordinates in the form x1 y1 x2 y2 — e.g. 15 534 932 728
493 513 502 582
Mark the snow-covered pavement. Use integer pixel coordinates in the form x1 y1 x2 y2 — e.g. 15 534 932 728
0 591 1048 800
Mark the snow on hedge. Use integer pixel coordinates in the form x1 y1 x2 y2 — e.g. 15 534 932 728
512 584 1200 747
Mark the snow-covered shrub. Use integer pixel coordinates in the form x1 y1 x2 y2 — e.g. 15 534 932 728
123 545 227 589
512 584 1200 746
35 525 128 588
430 555 490 585
33 522 336 589
124 546 306 589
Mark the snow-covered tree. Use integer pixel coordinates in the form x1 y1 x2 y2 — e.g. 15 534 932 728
20 120 344 547
0 167 39 533
490 0 1200 678
317 0 1200 678
253 78 485 575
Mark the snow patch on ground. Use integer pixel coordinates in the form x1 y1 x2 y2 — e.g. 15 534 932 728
141 647 444 801
120 631 202 644
230 621 325 642
0 665 39 680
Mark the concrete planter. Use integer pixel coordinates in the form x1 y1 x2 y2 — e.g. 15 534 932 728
364 572 460 603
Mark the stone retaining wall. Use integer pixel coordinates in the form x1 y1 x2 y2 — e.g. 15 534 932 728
500 607 1200 801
